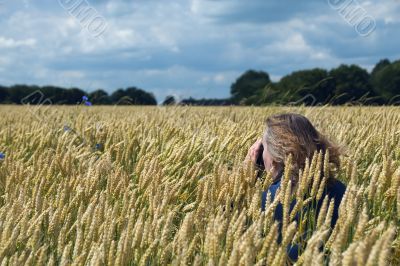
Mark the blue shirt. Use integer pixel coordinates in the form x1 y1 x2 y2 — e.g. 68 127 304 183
260 174 346 262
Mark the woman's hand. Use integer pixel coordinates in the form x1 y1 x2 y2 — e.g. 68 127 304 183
245 139 262 165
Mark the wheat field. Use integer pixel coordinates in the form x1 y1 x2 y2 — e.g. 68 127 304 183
0 105 399 265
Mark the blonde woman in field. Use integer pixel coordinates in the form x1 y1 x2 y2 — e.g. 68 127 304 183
246 113 347 261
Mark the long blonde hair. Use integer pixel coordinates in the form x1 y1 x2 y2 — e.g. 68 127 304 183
264 113 343 184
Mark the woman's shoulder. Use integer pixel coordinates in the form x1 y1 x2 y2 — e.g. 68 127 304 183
261 179 281 211
270 180 281 193
262 179 281 199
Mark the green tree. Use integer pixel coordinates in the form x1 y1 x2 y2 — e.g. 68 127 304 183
371 59 391 76
371 59 400 103
89 89 110 104
125 87 157 105
230 70 271 105
275 68 335 105
163 95 176 105
61 88 86 104
111 87 157 105
0 86 9 103
110 89 127 104
8 85 38 104
329 64 374 105
41 86 65 104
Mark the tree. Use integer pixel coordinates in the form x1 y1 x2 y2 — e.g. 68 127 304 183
329 64 374 105
179 97 232 106
230 70 271 105
0 86 9 103
275 68 335 105
41 86 65 104
110 89 127 104
89 89 110 104
8 85 39 104
371 59 391 76
163 95 176 105
371 59 400 103
125 87 157 105
61 88 86 104
110 87 157 105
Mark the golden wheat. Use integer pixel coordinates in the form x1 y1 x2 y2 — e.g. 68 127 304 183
0 105 399 265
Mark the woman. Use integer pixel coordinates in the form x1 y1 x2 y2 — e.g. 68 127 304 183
246 113 347 261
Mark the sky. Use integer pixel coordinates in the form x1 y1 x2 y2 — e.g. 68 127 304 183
0 0 399 102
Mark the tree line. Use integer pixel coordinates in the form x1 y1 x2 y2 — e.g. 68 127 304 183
175 58 400 106
0 86 157 105
1 58 399 106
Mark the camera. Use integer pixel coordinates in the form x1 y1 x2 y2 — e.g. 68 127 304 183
256 143 265 170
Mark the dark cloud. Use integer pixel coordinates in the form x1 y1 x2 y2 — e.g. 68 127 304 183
192 0 327 24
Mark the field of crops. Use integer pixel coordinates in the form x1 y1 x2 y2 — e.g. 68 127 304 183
0 105 399 265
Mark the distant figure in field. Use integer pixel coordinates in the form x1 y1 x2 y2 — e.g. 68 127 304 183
245 113 347 262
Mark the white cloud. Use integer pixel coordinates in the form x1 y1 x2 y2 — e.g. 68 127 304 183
0 37 36 48
190 0 234 17
361 0 400 24
213 74 226 84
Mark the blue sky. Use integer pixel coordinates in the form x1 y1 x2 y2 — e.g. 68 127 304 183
0 0 399 102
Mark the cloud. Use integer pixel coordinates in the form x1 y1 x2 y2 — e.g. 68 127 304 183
190 0 326 23
0 0 399 101
0 37 36 48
